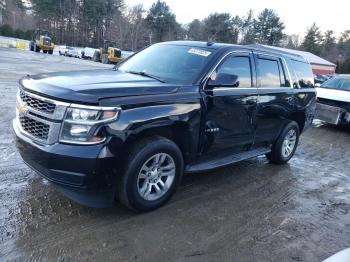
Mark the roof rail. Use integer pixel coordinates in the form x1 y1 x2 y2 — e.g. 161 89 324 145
247 44 305 60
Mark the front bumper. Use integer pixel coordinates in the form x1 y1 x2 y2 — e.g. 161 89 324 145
13 119 117 208
40 44 54 51
315 102 350 125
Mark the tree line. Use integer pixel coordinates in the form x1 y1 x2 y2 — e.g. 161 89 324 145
0 0 349 73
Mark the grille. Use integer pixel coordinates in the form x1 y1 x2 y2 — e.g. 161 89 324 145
43 37 51 46
20 90 56 114
19 115 50 140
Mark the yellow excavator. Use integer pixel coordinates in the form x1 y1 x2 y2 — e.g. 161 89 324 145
92 40 123 64
29 29 54 54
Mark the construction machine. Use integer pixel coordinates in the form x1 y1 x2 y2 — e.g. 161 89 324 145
29 29 54 54
92 40 123 64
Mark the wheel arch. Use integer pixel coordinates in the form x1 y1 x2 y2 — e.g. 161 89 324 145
120 121 194 165
288 111 306 133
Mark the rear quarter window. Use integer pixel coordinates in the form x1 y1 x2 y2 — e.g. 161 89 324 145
291 60 314 88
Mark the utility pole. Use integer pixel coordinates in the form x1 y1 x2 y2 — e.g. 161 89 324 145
149 31 153 45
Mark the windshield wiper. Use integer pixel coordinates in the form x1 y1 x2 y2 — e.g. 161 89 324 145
126 70 165 83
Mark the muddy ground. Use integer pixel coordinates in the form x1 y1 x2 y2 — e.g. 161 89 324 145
1 48 350 262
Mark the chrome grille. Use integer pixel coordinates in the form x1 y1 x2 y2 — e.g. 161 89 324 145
16 88 70 144
19 115 50 140
20 90 56 114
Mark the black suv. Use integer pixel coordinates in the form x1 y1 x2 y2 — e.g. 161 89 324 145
13 41 316 211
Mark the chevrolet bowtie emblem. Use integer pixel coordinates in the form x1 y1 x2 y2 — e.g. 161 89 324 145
17 103 28 116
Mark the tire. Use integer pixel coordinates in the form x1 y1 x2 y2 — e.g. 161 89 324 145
34 45 40 52
92 51 100 62
118 136 184 212
48 50 53 55
43 50 47 54
101 54 109 64
266 121 300 165
30 44 34 51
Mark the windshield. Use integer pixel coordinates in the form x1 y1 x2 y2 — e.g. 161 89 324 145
38 30 51 37
118 44 213 84
321 77 350 91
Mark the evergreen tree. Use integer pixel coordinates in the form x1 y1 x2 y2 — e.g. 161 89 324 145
202 13 238 43
146 0 177 43
240 9 255 44
302 23 322 55
253 9 285 46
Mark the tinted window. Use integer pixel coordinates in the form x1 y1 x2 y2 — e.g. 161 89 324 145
291 60 314 88
321 77 350 91
258 58 284 87
118 44 213 84
216 56 252 88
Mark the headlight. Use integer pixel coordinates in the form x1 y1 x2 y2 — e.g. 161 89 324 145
60 106 119 144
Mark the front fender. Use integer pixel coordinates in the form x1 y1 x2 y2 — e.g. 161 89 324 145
106 101 202 162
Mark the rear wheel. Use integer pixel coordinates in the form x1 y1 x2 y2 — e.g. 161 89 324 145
43 50 47 54
266 121 300 165
48 50 53 55
118 136 184 212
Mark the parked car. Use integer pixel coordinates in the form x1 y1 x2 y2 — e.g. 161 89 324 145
13 41 316 212
65 46 79 58
316 75 350 125
81 47 98 60
314 74 330 85
58 45 68 56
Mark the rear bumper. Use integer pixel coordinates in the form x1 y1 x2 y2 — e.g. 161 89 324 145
13 119 118 208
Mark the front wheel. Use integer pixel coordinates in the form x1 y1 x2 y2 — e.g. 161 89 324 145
118 136 184 212
266 121 300 165
34 44 40 52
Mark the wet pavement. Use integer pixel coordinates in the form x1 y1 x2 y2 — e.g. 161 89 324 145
1 48 350 262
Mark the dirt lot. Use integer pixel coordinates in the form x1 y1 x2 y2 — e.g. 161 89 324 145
1 48 350 262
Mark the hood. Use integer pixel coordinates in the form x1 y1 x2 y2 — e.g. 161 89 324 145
20 69 180 104
317 87 350 103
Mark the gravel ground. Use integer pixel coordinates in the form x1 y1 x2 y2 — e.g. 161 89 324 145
1 47 350 262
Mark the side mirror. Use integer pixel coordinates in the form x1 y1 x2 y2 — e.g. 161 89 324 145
207 73 239 88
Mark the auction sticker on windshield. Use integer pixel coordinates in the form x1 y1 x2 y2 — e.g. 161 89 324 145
188 48 211 57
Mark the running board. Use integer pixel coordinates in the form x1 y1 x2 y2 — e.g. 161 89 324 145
185 147 271 173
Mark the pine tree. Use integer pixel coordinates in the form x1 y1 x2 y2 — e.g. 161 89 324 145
302 23 322 55
253 9 285 46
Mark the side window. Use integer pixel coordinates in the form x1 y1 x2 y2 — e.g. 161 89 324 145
216 56 252 88
291 60 314 88
258 58 286 87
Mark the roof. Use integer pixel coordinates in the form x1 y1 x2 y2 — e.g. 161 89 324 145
158 41 334 66
159 41 236 50
250 44 335 67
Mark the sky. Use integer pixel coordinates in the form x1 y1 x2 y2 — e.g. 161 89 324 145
125 0 349 36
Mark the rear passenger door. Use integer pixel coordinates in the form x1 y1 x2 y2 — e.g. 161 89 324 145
253 53 296 147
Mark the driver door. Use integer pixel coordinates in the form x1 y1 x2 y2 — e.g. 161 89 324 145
201 52 258 158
